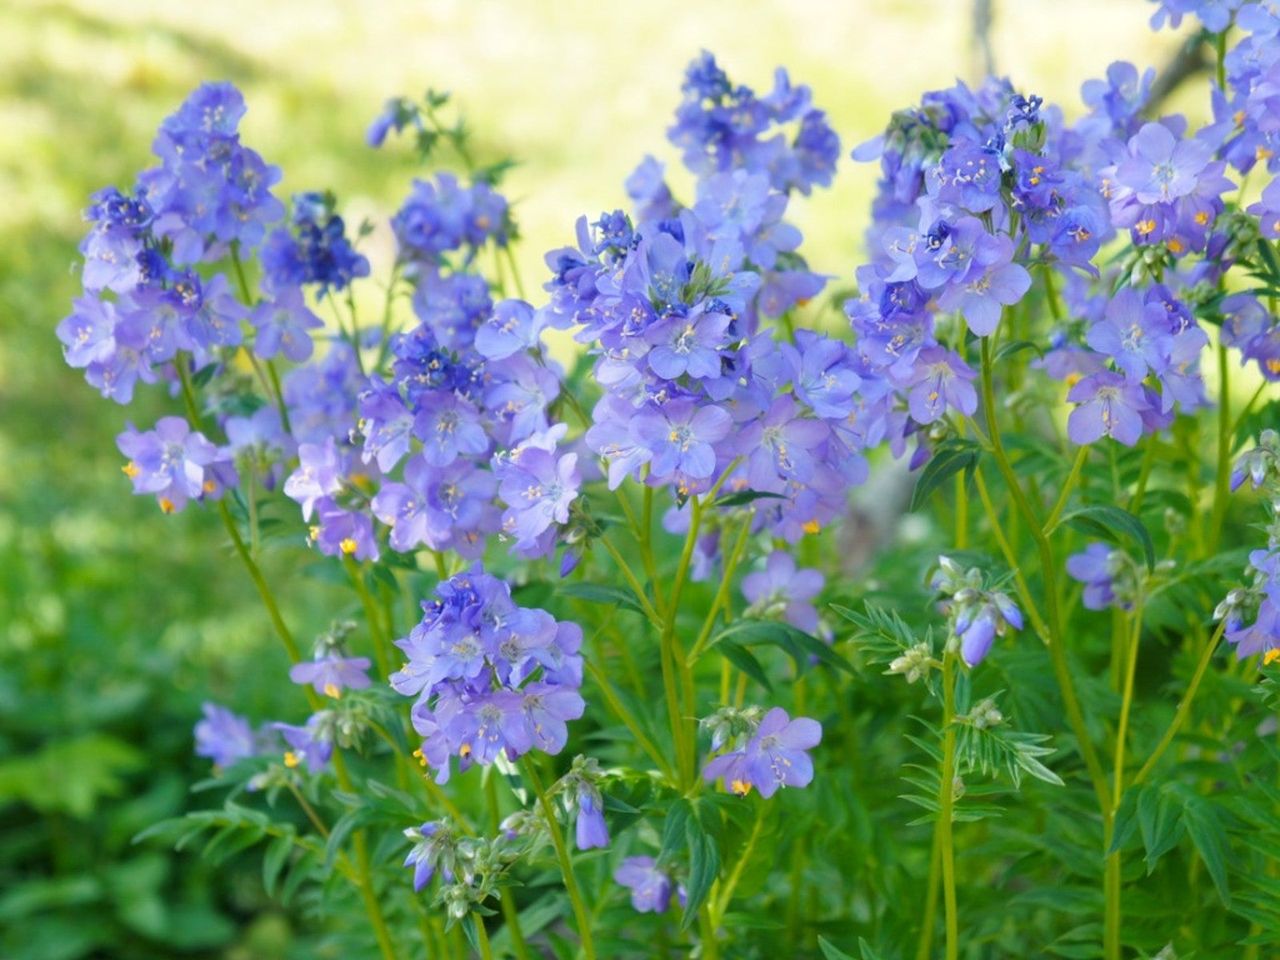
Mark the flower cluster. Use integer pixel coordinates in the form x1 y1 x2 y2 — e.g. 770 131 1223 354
58 84 287 403
532 54 867 544
390 568 585 783
930 556 1024 666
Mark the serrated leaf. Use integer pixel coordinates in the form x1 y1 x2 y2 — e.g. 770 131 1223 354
1137 784 1183 873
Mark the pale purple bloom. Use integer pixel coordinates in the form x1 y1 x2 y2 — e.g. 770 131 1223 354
1084 288 1172 383
631 400 731 481
274 716 333 774
194 703 257 768
741 551 824 633
904 347 978 425
703 707 822 798
1066 371 1150 446
476 298 543 360
284 437 343 521
1066 543 1122 610
645 312 731 380
289 655 372 696
1115 122 1216 205
413 393 490 467
614 857 675 913
575 785 609 851
496 443 580 553
251 286 323 362
117 417 235 513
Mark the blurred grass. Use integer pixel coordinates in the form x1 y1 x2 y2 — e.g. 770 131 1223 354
0 1 1191 956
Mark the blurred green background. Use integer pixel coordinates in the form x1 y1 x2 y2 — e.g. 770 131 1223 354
0 1 1191 957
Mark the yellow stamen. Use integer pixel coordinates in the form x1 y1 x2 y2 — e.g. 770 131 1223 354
122 461 140 479
323 682 342 699
1194 211 1211 226
159 497 175 514
1264 648 1280 666
339 537 358 555
459 743 473 759
802 519 821 535
1267 358 1280 376
202 479 218 494
730 779 752 797
412 748 427 767
1167 238 1185 255
1135 219 1157 237
283 751 300 768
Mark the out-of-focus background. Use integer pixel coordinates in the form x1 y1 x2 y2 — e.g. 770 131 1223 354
0 2 1202 957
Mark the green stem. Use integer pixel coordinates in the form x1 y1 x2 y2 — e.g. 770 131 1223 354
916 828 943 960
1043 446 1089 534
345 558 393 679
1209 340 1232 551
1132 619 1226 787
596 536 664 627
938 652 959 960
584 659 674 778
486 774 531 960
473 915 494 960
710 805 766 925
1103 599 1144 960
522 759 596 960
688 514 753 663
665 496 704 789
980 337 1112 817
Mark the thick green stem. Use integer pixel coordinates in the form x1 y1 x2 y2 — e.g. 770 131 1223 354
939 652 959 960
916 828 943 960
522 760 596 960
1104 599 1144 960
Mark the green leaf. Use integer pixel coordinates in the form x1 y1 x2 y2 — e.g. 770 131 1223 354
680 818 720 932
711 618 853 675
717 642 772 691
1061 504 1156 570
1179 793 1231 906
712 489 786 508
262 832 293 898
660 800 691 864
994 339 1045 364
559 582 644 616
1256 237 1280 282
1137 783 1184 873
818 936 858 960
910 439 982 512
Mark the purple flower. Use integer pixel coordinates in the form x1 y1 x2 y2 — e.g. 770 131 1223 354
904 347 978 425
738 396 830 492
1247 176 1280 238
289 655 372 698
194 703 258 768
1066 543 1122 610
274 715 333 775
117 417 235 514
614 857 675 914
703 707 822 798
251 286 323 361
1066 371 1151 446
631 400 731 483
413 393 490 467
741 551 824 633
575 785 609 850
284 437 343 521
1084 288 1172 383
476 298 543 361
1115 123 1216 205
645 312 731 381
308 498 379 561
495 438 581 554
